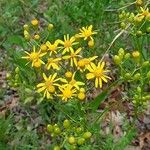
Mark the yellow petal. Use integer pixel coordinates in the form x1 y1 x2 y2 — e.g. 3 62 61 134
37 86 46 93
86 73 95 79
95 78 98 88
37 83 45 87
99 78 102 88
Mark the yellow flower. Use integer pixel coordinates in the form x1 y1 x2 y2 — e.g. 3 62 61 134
60 72 85 90
37 73 60 99
77 56 98 72
78 25 97 40
58 85 76 102
86 62 111 88
63 47 82 67
22 46 46 67
46 41 58 55
46 57 61 70
132 51 140 58
140 7 149 17
58 34 78 54
31 19 39 26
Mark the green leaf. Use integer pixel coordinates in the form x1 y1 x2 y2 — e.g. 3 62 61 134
89 90 108 111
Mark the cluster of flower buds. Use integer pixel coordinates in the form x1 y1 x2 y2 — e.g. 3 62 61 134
47 119 92 150
23 19 54 41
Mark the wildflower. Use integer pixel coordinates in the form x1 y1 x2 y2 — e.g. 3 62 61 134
60 72 84 90
135 7 150 22
31 19 39 26
77 56 98 71
46 57 61 70
140 7 150 17
58 85 76 102
86 62 111 88
46 41 58 55
78 25 97 40
22 46 46 67
59 34 78 54
37 73 60 99
63 47 82 67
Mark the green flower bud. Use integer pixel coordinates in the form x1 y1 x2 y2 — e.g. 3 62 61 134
137 87 141 93
70 145 77 150
136 30 143 37
77 138 85 145
15 74 19 80
120 22 126 29
124 53 131 59
68 136 76 144
83 132 92 139
54 127 61 134
113 55 121 65
47 124 53 133
142 61 150 67
53 146 60 150
15 67 19 73
118 48 125 56
133 73 141 81
63 119 70 128
146 27 150 33
147 71 150 79
76 127 84 133
6 73 11 80
124 73 131 80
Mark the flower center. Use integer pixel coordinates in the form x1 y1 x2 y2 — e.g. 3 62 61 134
64 40 72 48
94 69 103 77
84 30 92 37
45 81 55 93
30 52 39 60
49 45 56 51
63 89 72 98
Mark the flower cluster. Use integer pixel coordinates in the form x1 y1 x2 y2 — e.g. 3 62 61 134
22 20 111 101
47 119 92 150
113 48 150 111
119 5 150 36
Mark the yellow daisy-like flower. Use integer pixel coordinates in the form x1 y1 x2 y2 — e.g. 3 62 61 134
63 47 82 67
140 7 149 17
86 62 111 88
37 73 60 99
60 72 85 90
58 85 76 102
78 25 97 40
46 57 61 70
22 46 46 67
77 56 98 72
58 34 78 54
46 41 58 56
